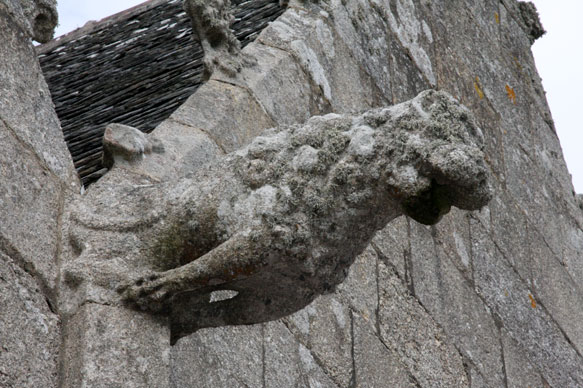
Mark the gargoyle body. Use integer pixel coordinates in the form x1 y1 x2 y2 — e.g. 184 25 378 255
63 90 490 341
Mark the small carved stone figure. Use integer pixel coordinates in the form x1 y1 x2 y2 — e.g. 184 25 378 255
1 0 58 43
184 0 253 80
62 90 491 341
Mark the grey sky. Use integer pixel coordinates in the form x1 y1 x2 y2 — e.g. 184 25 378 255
53 0 583 193
530 0 583 193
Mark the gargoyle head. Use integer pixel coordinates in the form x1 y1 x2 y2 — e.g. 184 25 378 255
2 0 58 43
374 90 492 225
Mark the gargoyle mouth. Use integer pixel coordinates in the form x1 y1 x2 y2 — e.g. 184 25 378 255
401 180 452 225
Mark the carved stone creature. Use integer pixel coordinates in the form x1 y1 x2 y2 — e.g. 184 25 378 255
63 90 491 340
0 0 58 42
517 1 546 44
184 0 253 80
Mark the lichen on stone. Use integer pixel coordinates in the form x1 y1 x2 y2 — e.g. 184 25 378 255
63 90 491 339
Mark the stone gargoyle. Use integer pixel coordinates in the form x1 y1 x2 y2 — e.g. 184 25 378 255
184 0 254 80
62 90 491 341
1 0 58 43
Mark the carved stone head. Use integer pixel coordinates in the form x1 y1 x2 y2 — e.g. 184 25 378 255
1 0 58 42
370 90 492 225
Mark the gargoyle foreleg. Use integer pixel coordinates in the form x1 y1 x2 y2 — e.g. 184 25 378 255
120 230 265 312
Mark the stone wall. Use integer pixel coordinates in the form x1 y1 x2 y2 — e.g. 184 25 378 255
2 0 583 387
166 1 583 387
0 1 78 386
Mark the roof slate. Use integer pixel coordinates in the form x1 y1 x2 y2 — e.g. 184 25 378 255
38 0 285 185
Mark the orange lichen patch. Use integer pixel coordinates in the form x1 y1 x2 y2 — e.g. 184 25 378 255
505 84 516 104
528 293 537 308
495 12 500 24
474 77 485 99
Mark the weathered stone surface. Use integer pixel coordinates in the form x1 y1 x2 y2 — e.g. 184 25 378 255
284 294 353 387
337 245 379 322
388 32 432 104
92 120 223 185
525 225 583 356
3 0 582 386
102 123 165 169
0 123 62 292
258 5 389 112
378 259 469 387
409 221 506 387
353 313 418 387
328 0 393 99
0 7 76 184
138 120 223 181
470 219 583 387
168 79 276 152
501 328 546 388
0 1 76 294
0 252 60 388
213 42 318 125
0 0 58 43
99 91 490 331
184 0 248 80
486 186 530 272
58 90 490 345
431 208 473 279
372 215 409 281
468 368 488 388
61 304 170 388
516 1 545 43
264 320 340 388
171 325 263 388
0 5 73 388
383 0 437 88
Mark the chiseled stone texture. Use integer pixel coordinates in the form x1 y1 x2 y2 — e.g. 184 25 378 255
0 121 62 292
61 304 171 388
409 221 505 387
352 313 418 387
377 259 469 387
169 0 583 387
0 252 60 388
171 325 263 388
168 79 276 153
0 2 77 291
0 6 76 184
1 0 579 386
257 6 389 112
0 3 76 388
263 320 340 388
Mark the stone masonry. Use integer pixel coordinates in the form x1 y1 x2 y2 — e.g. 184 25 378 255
1 0 583 387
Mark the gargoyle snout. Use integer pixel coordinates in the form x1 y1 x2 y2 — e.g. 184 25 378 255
424 143 492 210
400 143 492 225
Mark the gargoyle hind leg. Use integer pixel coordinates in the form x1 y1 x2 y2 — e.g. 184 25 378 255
119 231 264 312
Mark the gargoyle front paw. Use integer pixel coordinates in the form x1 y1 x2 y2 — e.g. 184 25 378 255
117 272 176 313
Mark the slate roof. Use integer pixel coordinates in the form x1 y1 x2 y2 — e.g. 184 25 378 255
38 0 285 186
